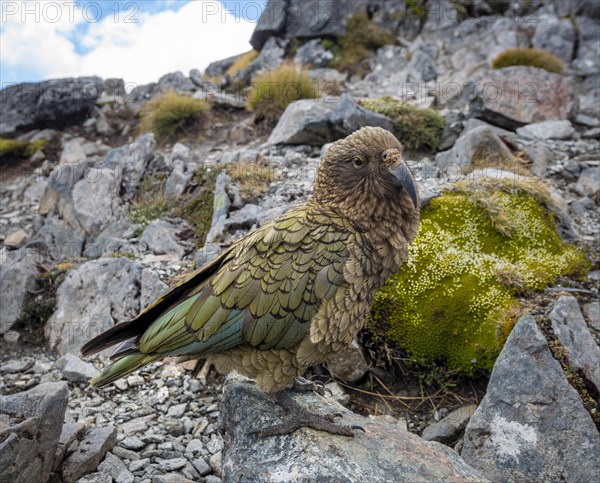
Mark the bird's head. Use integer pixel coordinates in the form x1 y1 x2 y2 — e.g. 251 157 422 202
314 127 419 233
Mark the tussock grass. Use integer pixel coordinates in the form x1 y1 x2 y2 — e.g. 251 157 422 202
226 50 259 78
360 97 444 152
0 137 47 158
246 63 319 123
491 48 564 74
140 92 210 142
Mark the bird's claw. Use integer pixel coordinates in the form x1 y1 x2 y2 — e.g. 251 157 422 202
293 377 332 397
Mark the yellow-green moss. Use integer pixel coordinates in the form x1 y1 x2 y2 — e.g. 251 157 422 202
328 12 396 76
491 48 564 74
246 63 318 121
370 178 588 374
140 92 210 142
359 97 444 152
0 137 47 158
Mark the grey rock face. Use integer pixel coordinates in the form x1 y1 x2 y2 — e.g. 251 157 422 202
471 67 575 130
0 382 69 483
219 373 486 482
462 315 600 483
60 137 87 165
156 72 196 94
549 296 600 394
0 77 103 135
234 36 287 85
45 257 142 354
294 39 333 67
533 14 576 62
140 220 186 259
268 93 393 145
435 125 513 174
56 352 100 383
62 426 118 482
0 259 40 335
141 268 169 309
407 48 438 82
516 120 575 140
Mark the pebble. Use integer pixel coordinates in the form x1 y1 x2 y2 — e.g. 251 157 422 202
120 436 146 451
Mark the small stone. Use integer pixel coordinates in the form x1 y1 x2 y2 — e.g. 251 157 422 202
114 379 129 391
422 404 477 444
516 120 575 140
325 381 349 404
120 436 146 451
167 403 188 418
192 457 211 476
151 474 196 483
112 446 141 461
157 457 187 471
98 452 128 480
164 419 185 437
127 374 145 387
121 415 156 435
128 458 150 473
0 358 34 373
583 302 599 331
3 229 28 248
209 452 222 474
186 439 203 455
205 476 223 483
62 427 118 483
3 330 20 345
205 438 223 455
77 473 112 483
576 168 600 197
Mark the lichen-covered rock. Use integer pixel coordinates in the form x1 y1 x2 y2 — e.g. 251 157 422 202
370 178 587 373
461 315 600 482
0 382 69 483
219 373 486 482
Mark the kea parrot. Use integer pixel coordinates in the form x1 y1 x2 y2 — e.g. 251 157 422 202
81 126 420 436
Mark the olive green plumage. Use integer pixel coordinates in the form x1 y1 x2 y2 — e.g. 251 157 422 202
81 127 420 393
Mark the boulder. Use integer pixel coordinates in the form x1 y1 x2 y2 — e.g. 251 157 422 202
45 257 142 354
516 120 575 140
435 125 513 174
0 382 69 483
471 67 575 130
407 48 438 83
572 17 600 76
56 353 100 384
205 52 248 79
0 77 103 135
62 427 118 482
140 220 186 260
532 14 575 62
462 315 600 482
219 373 486 482
165 161 194 197
268 93 393 145
60 137 87 165
0 259 40 335
575 167 600 198
549 296 600 394
33 217 86 261
156 72 196 94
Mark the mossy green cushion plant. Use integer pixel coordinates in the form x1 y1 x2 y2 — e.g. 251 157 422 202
246 62 318 122
360 97 444 152
491 48 564 74
140 92 210 143
370 178 588 374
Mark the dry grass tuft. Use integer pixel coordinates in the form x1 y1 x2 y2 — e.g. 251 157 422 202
491 48 564 74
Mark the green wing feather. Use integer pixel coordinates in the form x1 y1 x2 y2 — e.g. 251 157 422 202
91 206 353 386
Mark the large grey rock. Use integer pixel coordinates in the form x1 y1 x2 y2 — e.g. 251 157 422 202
462 315 600 483
407 48 438 83
234 36 287 85
205 52 248 79
268 93 393 145
165 161 194 197
471 67 575 130
249 0 369 50
533 14 575 62
97 133 156 201
45 258 142 354
516 120 575 140
435 126 513 174
62 427 118 482
60 137 87 165
549 296 600 394
56 353 100 384
39 161 89 220
219 373 486 482
53 423 86 472
0 259 40 335
156 72 195 94
141 268 169 309
572 17 600 76
0 77 103 135
575 167 600 197
0 382 69 483
140 220 185 259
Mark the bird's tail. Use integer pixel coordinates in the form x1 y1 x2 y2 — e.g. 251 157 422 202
91 352 160 387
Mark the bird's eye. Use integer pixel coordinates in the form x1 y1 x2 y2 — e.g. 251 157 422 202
353 155 365 168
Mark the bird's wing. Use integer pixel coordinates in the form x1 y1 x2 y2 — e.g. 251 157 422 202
137 207 353 357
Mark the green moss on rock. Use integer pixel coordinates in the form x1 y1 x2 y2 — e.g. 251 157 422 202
359 97 444 152
370 179 588 374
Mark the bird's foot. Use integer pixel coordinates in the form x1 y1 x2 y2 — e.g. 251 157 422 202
293 376 331 396
252 391 364 438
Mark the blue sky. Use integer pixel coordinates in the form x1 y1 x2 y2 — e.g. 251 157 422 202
0 1 267 87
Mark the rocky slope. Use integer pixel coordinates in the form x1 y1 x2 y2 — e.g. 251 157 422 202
1 1 599 482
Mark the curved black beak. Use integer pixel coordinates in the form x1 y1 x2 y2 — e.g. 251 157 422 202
389 163 418 208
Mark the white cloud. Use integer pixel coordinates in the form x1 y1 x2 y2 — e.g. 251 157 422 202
1 1 257 86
